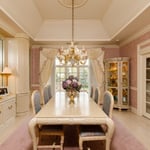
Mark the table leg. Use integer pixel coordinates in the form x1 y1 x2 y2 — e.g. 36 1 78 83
28 118 38 150
106 118 115 150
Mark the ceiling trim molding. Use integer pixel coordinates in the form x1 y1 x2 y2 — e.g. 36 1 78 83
120 24 150 46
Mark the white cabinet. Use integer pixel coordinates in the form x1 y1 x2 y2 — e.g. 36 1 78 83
8 33 30 116
0 95 16 132
104 57 130 110
144 56 150 118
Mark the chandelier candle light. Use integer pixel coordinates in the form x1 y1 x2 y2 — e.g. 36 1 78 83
57 0 88 66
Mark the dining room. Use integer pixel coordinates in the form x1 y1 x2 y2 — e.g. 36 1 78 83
0 0 150 150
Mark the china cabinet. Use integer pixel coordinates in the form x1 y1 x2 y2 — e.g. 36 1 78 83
104 57 129 110
144 56 150 118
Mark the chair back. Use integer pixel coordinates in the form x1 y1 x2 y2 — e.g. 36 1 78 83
102 90 114 118
90 86 94 98
94 87 100 104
47 84 52 99
31 90 42 114
43 86 50 105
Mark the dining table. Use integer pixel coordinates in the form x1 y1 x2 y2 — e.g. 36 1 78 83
28 92 115 150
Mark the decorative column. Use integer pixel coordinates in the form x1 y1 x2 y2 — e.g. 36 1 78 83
8 33 30 116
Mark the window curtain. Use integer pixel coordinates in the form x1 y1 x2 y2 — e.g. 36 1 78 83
87 48 104 104
39 48 57 88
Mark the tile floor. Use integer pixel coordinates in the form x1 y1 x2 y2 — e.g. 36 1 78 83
0 110 150 150
113 109 150 150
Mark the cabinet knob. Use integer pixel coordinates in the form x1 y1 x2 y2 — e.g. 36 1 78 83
8 105 13 109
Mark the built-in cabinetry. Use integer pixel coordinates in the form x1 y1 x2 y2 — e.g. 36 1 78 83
8 33 30 116
145 57 150 118
104 57 129 110
0 95 16 132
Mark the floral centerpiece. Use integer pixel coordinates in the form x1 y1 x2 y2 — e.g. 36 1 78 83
62 75 82 103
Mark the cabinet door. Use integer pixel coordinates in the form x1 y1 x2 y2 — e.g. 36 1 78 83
144 57 150 118
105 61 119 106
121 61 129 106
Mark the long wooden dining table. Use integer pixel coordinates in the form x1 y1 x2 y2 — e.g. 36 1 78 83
28 92 115 150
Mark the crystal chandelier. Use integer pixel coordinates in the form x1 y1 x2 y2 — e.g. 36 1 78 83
57 0 88 66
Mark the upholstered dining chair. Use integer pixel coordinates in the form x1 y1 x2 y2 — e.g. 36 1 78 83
42 86 50 105
31 90 64 150
47 84 52 99
78 90 114 150
93 87 101 104
90 86 94 99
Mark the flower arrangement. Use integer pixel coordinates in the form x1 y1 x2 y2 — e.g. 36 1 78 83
62 75 82 92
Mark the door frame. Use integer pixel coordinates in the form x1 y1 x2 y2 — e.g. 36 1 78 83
137 39 150 116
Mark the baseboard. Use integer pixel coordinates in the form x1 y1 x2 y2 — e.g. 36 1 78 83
130 106 138 114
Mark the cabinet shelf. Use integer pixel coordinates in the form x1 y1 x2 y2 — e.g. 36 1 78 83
104 57 130 110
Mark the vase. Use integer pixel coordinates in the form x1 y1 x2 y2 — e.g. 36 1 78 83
67 91 77 104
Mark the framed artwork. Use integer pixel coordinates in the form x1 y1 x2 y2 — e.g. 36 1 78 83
0 87 8 95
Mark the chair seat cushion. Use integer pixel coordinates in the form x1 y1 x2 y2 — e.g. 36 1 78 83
79 125 105 137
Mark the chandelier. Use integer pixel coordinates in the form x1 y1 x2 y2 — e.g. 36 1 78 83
57 0 88 66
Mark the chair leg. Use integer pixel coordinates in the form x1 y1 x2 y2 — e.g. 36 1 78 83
60 136 64 150
79 138 83 150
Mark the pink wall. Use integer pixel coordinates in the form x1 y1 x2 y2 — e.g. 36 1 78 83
120 31 150 108
103 47 120 59
30 31 150 109
30 47 40 91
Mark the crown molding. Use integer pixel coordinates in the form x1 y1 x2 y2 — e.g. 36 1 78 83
120 24 150 47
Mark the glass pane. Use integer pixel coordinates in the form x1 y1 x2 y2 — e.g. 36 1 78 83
55 67 65 91
146 58 150 68
108 88 118 104
55 59 89 92
122 62 128 87
122 88 128 104
146 103 150 114
146 92 150 102
66 67 77 77
146 69 150 79
146 81 150 91
79 67 88 91
107 63 118 87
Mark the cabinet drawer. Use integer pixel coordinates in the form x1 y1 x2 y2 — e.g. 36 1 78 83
3 99 16 121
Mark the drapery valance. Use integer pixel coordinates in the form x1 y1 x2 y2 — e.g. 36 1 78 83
39 48 105 102
39 48 57 88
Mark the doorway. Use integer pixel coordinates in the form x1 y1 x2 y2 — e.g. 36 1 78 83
137 39 150 118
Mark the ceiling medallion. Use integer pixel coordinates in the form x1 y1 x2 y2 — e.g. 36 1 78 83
58 0 88 8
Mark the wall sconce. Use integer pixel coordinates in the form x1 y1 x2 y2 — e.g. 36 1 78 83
1 66 12 86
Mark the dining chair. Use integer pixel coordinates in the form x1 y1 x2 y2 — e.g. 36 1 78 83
78 90 114 150
90 86 94 99
31 90 42 114
93 87 100 104
31 90 64 150
47 84 52 99
42 86 50 105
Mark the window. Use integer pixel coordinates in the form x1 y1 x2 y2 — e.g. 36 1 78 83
55 58 89 92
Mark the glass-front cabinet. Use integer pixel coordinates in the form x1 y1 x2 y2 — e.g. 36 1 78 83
145 57 150 118
104 57 129 110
